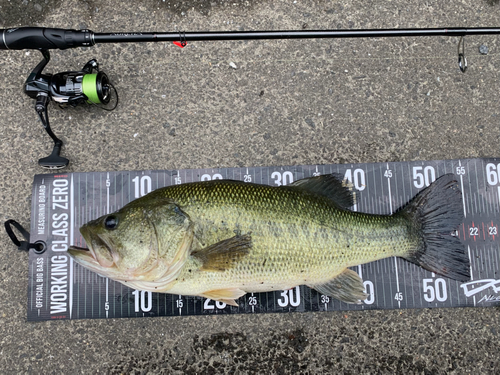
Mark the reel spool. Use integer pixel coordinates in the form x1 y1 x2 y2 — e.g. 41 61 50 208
24 49 117 169
48 65 112 106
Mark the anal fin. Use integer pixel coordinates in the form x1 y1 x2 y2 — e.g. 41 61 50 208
192 234 252 272
308 268 367 304
201 288 246 307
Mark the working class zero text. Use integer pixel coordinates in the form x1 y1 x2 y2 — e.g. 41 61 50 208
50 178 70 316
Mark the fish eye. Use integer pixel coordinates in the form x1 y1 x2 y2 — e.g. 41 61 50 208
104 215 119 230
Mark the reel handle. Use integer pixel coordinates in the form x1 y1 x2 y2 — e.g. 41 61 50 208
35 92 69 169
38 142 69 170
1 27 93 50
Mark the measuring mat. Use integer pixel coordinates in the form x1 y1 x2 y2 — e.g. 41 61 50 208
27 158 500 321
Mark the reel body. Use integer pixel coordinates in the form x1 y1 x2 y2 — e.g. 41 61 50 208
25 60 111 105
24 50 116 169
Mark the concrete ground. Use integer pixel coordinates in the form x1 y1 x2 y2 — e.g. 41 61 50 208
0 0 499 373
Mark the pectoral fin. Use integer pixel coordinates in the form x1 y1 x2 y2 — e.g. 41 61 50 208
309 268 367 304
201 288 246 307
192 234 252 271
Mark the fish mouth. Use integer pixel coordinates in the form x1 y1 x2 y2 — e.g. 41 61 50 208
67 244 101 273
68 246 90 252
68 225 115 269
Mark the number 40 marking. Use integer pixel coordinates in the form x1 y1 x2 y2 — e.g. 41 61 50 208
343 169 366 191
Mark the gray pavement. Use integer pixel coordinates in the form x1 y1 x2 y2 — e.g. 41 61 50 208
0 0 499 373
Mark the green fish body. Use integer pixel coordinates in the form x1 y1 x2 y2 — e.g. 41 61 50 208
68 174 470 306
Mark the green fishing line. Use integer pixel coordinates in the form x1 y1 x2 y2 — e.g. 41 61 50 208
82 74 101 104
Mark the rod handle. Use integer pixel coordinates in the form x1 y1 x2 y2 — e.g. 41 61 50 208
1 27 94 50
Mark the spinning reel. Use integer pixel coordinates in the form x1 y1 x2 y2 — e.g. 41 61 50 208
24 49 117 169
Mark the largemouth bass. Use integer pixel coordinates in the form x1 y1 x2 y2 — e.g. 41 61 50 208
68 174 470 306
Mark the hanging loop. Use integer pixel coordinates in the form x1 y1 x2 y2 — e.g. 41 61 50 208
457 36 467 73
4 219 46 253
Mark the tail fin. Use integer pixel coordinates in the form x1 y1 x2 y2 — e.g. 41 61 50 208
397 174 470 281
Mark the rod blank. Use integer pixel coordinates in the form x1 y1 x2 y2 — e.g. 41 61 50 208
93 28 500 45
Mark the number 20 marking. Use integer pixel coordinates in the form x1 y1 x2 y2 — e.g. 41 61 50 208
201 173 223 181
204 299 226 310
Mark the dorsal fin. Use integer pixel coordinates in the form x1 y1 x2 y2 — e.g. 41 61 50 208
286 174 355 209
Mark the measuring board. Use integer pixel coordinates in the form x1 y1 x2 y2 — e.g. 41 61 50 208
27 158 500 321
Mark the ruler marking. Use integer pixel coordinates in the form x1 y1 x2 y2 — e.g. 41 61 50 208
475 159 484 215
106 172 110 214
480 245 485 274
105 172 110 318
459 160 467 218
387 163 393 214
479 159 490 216
467 245 476 306
384 162 400 308
498 186 500 212
474 246 481 279
461 161 475 307
394 258 401 308
69 175 74 319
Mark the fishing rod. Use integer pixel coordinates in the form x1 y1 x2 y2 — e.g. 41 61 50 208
1 26 499 169
2 26 500 49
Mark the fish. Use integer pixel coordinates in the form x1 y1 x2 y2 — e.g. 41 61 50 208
68 173 470 306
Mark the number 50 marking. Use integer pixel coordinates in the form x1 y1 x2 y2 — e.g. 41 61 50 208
412 166 435 188
423 278 448 302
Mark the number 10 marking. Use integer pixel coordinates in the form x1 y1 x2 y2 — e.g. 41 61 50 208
132 176 152 198
132 290 152 312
